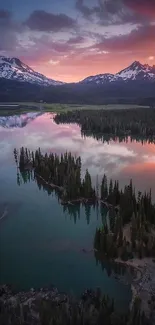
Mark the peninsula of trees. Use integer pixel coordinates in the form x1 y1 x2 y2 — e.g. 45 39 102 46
14 147 155 261
94 181 155 260
14 147 96 203
54 107 155 143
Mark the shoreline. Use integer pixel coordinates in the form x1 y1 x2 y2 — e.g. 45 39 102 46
0 285 131 324
115 257 155 317
34 171 116 207
1 256 155 320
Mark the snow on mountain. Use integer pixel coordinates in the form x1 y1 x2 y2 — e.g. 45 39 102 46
0 112 43 128
81 73 115 84
80 61 155 84
116 61 155 81
0 57 155 87
0 56 64 86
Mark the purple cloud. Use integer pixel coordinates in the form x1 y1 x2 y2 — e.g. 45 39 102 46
24 10 77 32
0 10 19 52
75 0 99 17
76 0 154 25
93 24 155 53
0 9 11 19
67 35 85 44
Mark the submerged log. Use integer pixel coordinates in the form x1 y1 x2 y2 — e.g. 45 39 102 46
60 197 118 208
35 172 64 192
60 197 97 206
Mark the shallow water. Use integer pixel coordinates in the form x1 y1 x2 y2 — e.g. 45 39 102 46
0 112 155 309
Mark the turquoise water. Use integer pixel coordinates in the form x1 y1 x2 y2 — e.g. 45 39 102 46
0 112 155 309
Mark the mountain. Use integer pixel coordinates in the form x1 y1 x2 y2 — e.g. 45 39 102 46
81 73 116 84
0 58 155 104
0 77 154 105
116 61 155 81
0 56 64 86
0 57 155 87
81 61 155 84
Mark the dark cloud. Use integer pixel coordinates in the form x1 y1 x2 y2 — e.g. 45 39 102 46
0 9 11 19
94 24 155 53
75 0 99 18
0 0 154 78
124 0 155 18
17 34 73 64
76 0 154 25
67 35 85 44
0 8 77 59
25 10 77 32
75 0 132 24
0 10 18 52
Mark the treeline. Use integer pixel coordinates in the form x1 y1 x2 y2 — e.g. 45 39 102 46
54 107 155 143
0 286 151 325
14 148 155 220
14 147 96 202
1 77 155 104
14 148 155 260
15 163 103 224
94 180 155 260
94 214 155 261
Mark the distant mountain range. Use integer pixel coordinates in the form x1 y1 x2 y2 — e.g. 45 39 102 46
0 56 155 104
0 56 155 86
80 61 155 84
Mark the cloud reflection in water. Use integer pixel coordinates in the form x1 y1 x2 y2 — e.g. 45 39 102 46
0 112 155 197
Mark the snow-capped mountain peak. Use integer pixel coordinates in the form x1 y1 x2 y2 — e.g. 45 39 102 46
116 61 155 81
80 73 115 84
0 56 64 86
0 57 155 86
80 61 155 84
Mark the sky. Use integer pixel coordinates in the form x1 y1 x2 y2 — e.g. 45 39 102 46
0 0 155 82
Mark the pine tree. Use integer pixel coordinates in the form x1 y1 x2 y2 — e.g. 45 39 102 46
19 147 25 170
101 174 108 199
83 169 93 198
109 179 113 196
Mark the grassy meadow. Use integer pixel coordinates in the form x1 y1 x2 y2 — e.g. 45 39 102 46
0 102 149 116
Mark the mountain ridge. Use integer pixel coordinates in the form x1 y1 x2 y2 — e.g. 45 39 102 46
80 61 155 84
0 56 64 86
0 56 155 86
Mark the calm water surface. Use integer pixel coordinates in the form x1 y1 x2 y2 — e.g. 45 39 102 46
0 112 155 309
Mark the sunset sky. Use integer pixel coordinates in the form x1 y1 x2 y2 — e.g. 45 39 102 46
0 0 155 82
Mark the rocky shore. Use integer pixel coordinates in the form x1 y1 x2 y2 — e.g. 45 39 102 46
116 258 155 322
0 285 116 325
0 280 153 325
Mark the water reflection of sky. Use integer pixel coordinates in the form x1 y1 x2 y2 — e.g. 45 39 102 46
0 112 153 303
0 112 155 198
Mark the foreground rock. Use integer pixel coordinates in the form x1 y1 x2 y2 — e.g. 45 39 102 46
0 285 152 325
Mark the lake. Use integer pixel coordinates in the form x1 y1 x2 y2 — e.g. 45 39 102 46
0 112 155 310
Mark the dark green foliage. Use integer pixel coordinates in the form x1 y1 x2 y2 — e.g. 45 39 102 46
94 180 155 260
1 76 155 105
0 286 151 325
15 148 155 261
54 107 155 143
16 148 95 202
101 174 108 199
